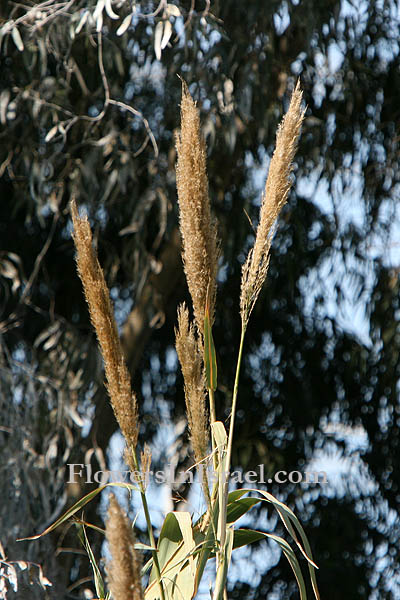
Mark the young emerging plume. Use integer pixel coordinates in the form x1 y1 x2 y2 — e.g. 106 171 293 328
71 200 139 451
175 303 208 465
175 82 219 336
240 81 305 325
140 443 152 490
106 494 143 600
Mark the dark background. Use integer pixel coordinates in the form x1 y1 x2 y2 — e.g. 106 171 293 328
0 1 399 598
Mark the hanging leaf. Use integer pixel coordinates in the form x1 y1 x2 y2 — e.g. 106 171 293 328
116 13 132 36
0 90 10 125
96 12 103 32
166 4 181 17
104 0 119 19
228 488 320 600
233 529 308 600
11 27 24 51
93 0 105 22
154 21 163 60
45 125 59 143
75 10 89 34
161 20 172 51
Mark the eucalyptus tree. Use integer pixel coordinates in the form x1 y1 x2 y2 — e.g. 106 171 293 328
1 0 399 597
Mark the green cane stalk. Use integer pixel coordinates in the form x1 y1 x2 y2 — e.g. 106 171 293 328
214 323 247 597
130 447 165 600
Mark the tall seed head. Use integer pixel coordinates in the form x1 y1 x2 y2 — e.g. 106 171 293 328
175 82 219 336
175 303 208 464
240 81 305 324
106 494 143 600
71 201 139 451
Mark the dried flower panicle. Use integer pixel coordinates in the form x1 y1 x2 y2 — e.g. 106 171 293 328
124 445 136 474
140 443 152 490
106 494 143 600
71 200 139 450
175 82 219 336
240 81 305 325
123 443 152 489
175 303 208 464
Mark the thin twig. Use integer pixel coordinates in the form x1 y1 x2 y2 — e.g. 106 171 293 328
109 99 158 157
19 212 59 305
136 0 167 18
31 0 77 32
202 0 211 18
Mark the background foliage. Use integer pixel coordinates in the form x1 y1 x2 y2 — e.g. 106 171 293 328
1 0 400 598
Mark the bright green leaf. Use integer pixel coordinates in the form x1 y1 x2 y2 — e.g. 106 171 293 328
226 497 261 523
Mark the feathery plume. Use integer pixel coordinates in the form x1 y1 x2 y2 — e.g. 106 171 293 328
106 494 143 600
240 81 305 325
140 443 152 491
175 82 219 336
71 200 139 450
175 303 208 464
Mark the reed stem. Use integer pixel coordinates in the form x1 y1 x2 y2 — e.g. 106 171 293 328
131 448 165 600
208 387 218 471
218 324 246 556
209 387 217 426
225 324 246 483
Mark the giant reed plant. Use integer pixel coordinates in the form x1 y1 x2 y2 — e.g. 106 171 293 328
25 81 320 600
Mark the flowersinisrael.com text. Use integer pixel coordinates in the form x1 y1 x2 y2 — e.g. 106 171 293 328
67 463 328 486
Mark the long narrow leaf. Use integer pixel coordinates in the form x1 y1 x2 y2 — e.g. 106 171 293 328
226 497 261 524
234 489 318 569
18 482 138 541
228 488 320 599
232 529 307 600
79 525 106 599
71 518 105 536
